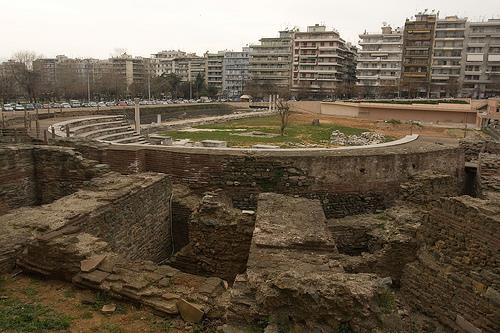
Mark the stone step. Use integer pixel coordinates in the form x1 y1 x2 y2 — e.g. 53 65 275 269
66 116 126 129
112 135 144 144
71 120 129 135
96 131 139 141
80 126 134 139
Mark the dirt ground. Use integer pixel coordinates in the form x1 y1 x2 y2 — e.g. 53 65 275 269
290 111 485 141
0 273 209 333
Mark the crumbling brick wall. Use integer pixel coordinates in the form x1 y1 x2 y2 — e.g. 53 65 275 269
401 196 500 333
170 191 255 282
0 146 37 215
1 171 172 273
0 145 108 215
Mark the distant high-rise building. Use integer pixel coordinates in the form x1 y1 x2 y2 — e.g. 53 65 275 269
249 30 294 92
430 16 467 98
204 51 225 94
110 53 146 94
401 13 437 97
462 19 500 98
357 25 403 96
291 24 358 97
222 48 250 99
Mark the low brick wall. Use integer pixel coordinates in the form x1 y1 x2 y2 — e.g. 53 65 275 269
59 140 465 218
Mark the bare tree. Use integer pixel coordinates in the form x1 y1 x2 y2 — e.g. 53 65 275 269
276 98 290 136
11 51 41 102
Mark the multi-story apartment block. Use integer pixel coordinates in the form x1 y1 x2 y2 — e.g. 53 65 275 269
462 19 500 98
249 30 294 92
430 16 467 98
151 50 188 76
110 53 146 93
343 43 358 85
33 58 57 90
357 26 403 96
204 51 225 93
401 13 437 97
222 48 250 99
291 24 357 96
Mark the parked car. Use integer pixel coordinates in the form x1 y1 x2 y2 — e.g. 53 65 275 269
61 103 71 108
88 102 97 107
105 101 115 107
25 104 35 110
69 100 81 108
117 101 128 107
15 104 25 111
97 102 106 107
2 104 14 111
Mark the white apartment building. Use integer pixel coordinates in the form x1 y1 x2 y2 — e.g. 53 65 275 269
356 26 403 95
222 48 250 99
462 19 500 98
150 50 188 76
430 16 467 98
291 24 357 96
204 51 225 92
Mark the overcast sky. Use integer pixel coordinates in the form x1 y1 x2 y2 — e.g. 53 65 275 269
1 0 499 61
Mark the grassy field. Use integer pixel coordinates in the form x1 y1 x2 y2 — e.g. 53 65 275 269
161 115 369 147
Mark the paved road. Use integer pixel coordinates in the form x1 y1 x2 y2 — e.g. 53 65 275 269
143 110 274 131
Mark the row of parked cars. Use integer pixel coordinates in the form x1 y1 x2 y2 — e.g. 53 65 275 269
2 98 218 111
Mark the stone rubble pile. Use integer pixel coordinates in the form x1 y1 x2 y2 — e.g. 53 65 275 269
330 130 385 146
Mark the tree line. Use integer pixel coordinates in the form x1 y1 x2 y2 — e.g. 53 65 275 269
0 51 220 103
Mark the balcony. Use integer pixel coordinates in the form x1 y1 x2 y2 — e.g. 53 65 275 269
403 72 427 78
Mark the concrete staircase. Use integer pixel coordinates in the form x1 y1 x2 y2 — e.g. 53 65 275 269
50 115 149 145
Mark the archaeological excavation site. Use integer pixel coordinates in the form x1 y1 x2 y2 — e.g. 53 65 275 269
0 110 499 333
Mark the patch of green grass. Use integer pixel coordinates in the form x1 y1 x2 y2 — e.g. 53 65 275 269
337 322 353 333
0 298 71 332
151 319 173 332
0 276 5 290
95 323 123 333
423 320 437 333
24 285 39 298
377 290 396 314
63 288 76 299
161 115 368 147
81 311 93 319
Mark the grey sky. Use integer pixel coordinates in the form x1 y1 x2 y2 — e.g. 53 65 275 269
1 0 499 60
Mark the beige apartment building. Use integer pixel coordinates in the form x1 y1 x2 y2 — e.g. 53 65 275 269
401 13 438 98
357 25 403 96
430 16 467 98
249 30 294 92
462 19 500 98
291 24 357 97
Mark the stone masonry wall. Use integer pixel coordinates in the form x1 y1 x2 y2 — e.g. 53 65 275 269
60 140 465 218
480 153 500 194
33 146 109 204
0 145 108 215
170 191 255 282
0 146 37 215
80 174 172 263
401 196 500 333
0 171 172 273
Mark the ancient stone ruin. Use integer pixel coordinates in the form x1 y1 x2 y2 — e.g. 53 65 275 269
0 135 499 333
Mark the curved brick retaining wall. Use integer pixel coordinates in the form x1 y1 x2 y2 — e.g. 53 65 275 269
57 137 465 218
